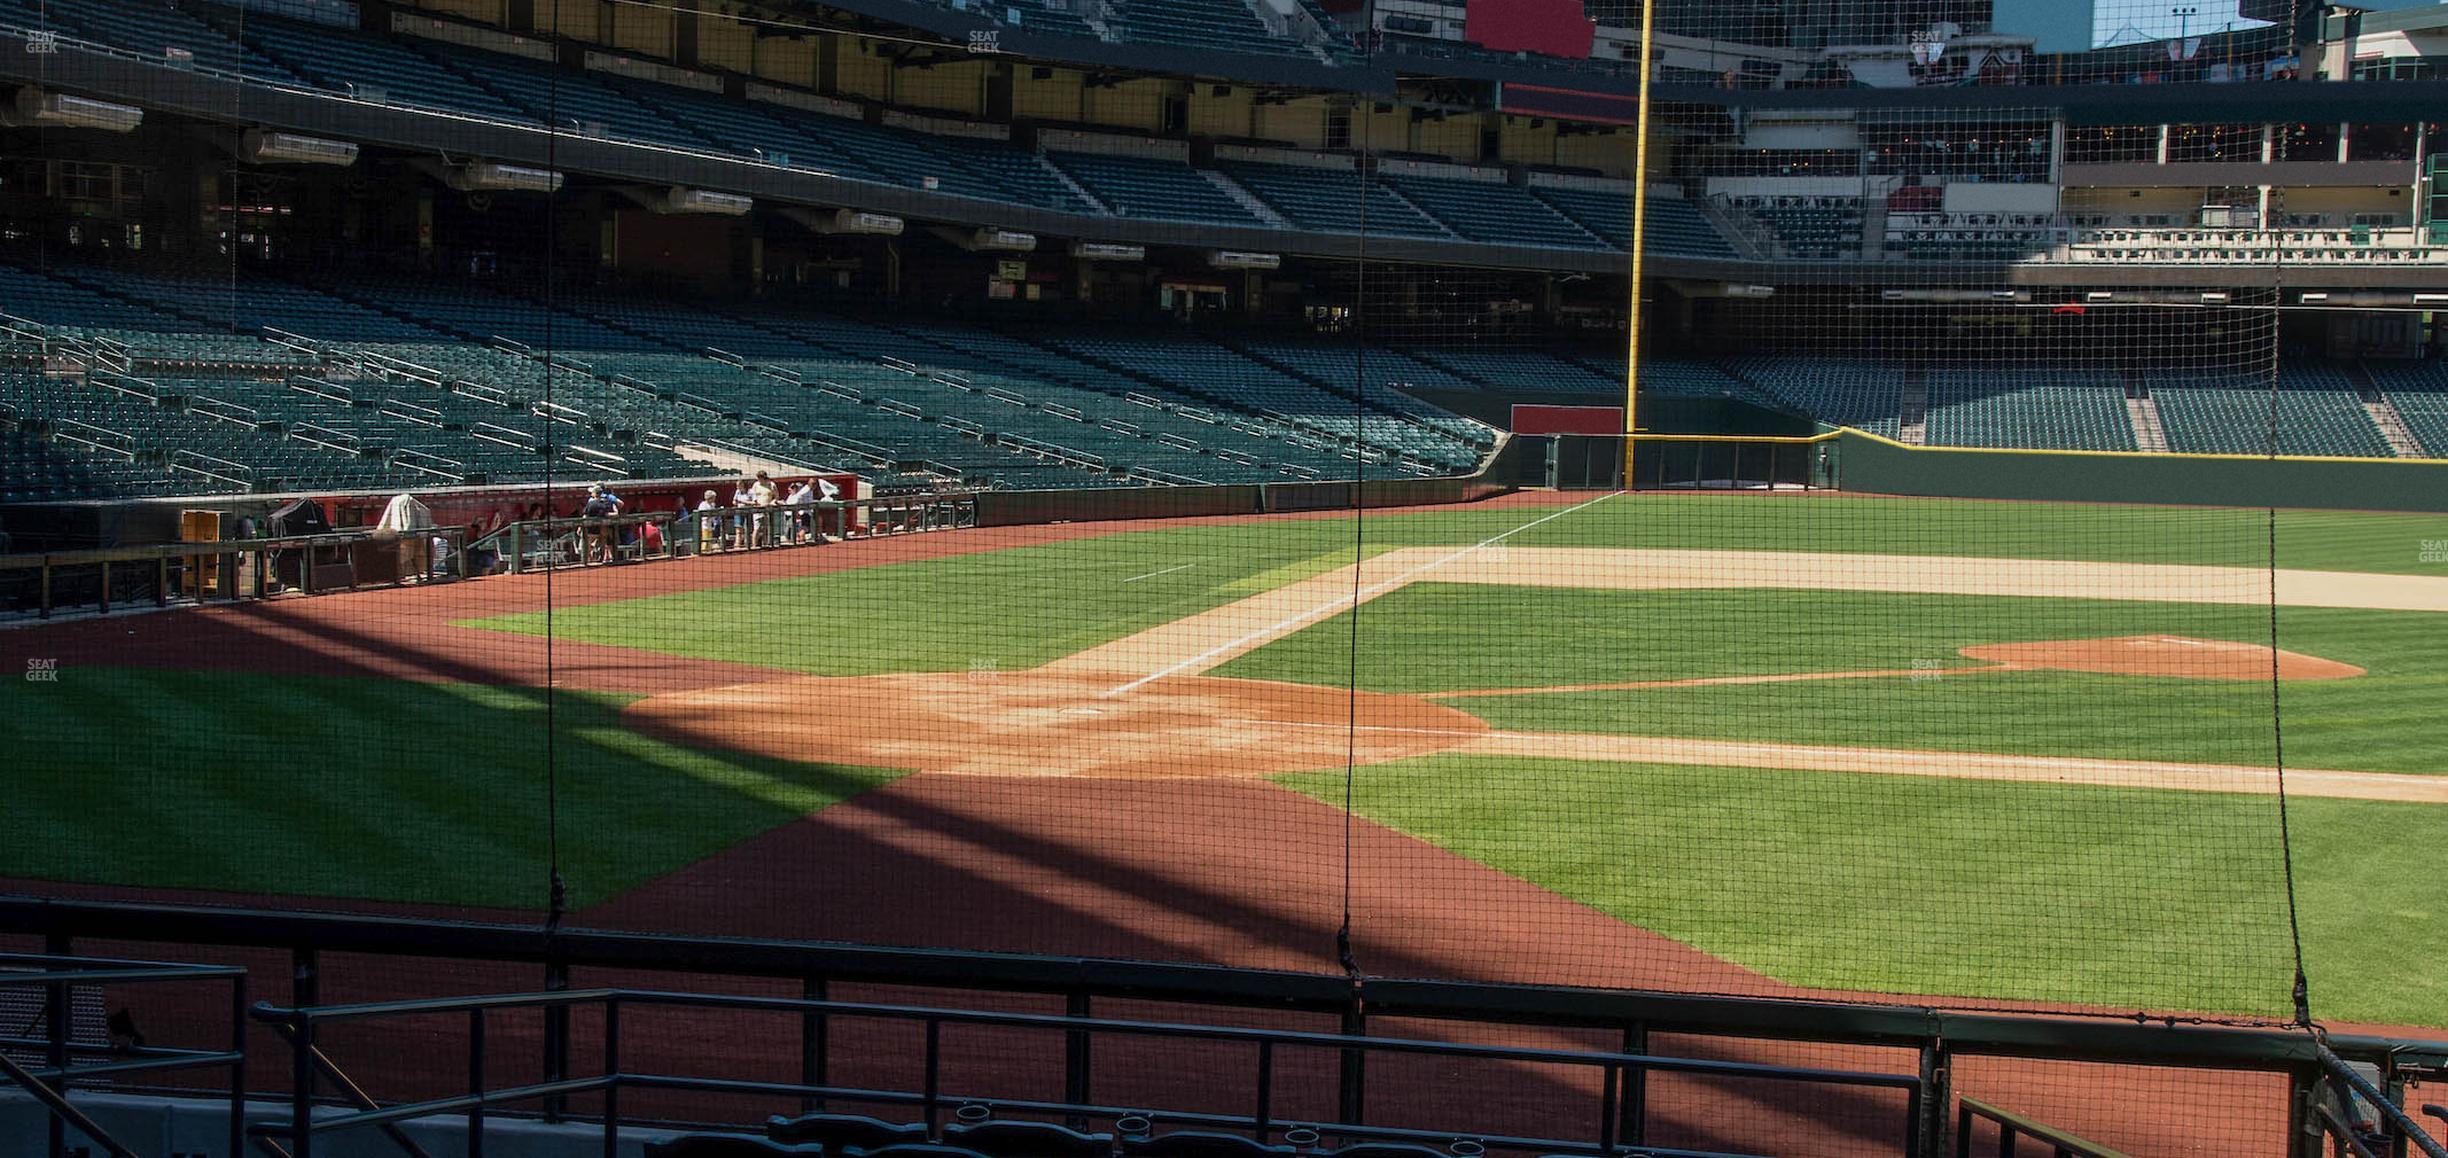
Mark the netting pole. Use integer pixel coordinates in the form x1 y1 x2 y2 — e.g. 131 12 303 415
1622 0 1656 486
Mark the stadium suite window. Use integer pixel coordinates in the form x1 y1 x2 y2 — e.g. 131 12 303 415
2165 124 2262 164
2348 124 2419 163
2278 122 2340 162
2066 127 2154 165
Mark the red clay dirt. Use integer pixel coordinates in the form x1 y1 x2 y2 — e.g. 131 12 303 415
624 671 1487 779
1961 634 2365 681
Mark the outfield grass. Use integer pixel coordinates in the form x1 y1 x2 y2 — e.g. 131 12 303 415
466 495 2448 667
1220 584 2448 774
0 668 900 907
1277 757 2445 1028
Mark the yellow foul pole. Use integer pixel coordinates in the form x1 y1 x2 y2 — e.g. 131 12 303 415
1623 0 1657 481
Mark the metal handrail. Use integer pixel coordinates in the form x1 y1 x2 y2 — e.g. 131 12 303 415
0 954 246 1158
2319 1044 2448 1158
1954 1097 2127 1158
248 987 1914 1158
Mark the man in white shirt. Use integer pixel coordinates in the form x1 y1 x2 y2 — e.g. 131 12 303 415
747 471 779 547
782 479 815 544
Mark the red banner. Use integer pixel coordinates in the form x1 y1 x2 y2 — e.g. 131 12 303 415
1511 404 1625 436
1463 0 1594 59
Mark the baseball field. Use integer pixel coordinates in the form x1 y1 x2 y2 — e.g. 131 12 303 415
5 490 2445 1035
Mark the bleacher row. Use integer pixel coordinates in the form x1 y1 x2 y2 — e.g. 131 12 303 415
0 0 1728 259
1532 353 2442 459
0 256 1516 503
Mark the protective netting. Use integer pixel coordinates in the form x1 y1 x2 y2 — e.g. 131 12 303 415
0 1 2445 1154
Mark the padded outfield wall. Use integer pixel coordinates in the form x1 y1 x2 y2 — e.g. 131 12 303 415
1830 429 2448 514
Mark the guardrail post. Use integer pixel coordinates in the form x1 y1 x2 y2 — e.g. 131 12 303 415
468 1008 487 1158
922 1019 942 1135
1338 1000 1365 1129
1619 1022 1646 1147
1255 1040 1274 1141
2290 1064 2323 1158
1918 1040 1950 1158
2383 1060 2410 1158
544 960 570 1124
229 973 248 1158
801 977 827 1114
1064 991 1092 1129
96 560 109 615
602 997 621 1158
44 931 68 1158
291 1010 316 1158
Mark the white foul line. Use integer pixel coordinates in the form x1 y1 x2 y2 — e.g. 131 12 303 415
1121 562 1199 584
1101 491 1623 698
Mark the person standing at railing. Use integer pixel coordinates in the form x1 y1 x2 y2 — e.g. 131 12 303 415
579 483 622 565
696 489 723 554
730 479 755 549
783 478 816 544
748 471 779 548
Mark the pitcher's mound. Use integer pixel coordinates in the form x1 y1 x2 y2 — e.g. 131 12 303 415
623 671 1488 779
1960 636 2363 681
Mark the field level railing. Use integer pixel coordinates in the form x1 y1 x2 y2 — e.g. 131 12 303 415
0 527 464 619
3 899 2443 1158
0 952 247 1158
1953 1097 2128 1158
469 494 973 575
248 988 1916 1158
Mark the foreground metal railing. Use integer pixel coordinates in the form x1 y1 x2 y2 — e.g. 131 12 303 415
246 988 1918 1158
7 900 2445 1158
0 953 247 1158
1954 1097 2128 1158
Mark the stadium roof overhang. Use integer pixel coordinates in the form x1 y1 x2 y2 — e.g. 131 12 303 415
15 42 2446 288
755 0 1399 93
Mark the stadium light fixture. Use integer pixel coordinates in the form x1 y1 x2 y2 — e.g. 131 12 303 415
2 87 141 133
1207 251 1282 271
240 130 360 167
443 162 564 193
785 208 904 236
2415 293 2448 305
933 226 1035 252
650 187 754 216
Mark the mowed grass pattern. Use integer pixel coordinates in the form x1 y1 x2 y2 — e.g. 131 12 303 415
1277 758 2444 1027
1221 584 2448 774
0 669 901 907
467 495 2448 667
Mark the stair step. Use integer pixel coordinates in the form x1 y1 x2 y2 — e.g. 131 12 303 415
2365 396 2425 457
2125 390 2169 453
1203 170 1288 228
1896 371 1928 445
